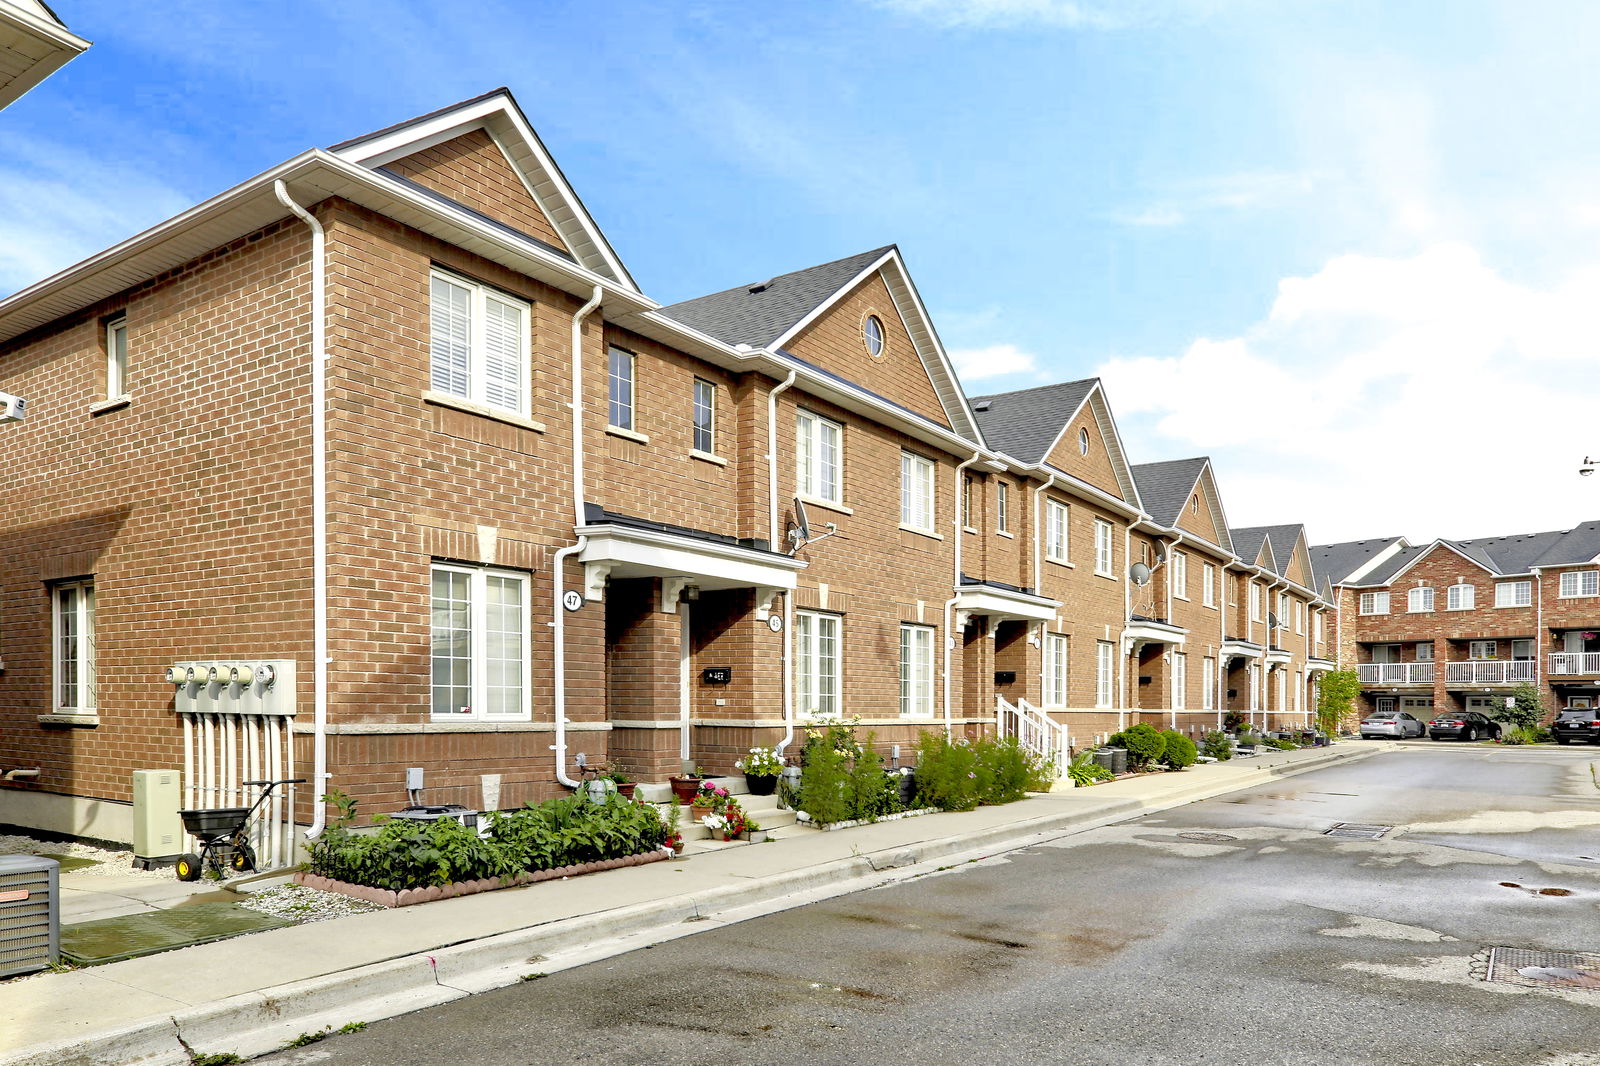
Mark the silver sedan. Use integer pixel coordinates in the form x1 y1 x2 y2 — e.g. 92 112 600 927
1360 711 1427 739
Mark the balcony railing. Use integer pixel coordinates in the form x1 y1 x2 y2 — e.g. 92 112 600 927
1443 660 1536 685
1357 662 1434 685
1550 652 1600 676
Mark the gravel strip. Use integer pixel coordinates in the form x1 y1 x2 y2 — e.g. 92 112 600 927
238 883 383 924
0 832 170 879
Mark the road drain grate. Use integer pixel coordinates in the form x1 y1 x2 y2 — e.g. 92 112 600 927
1486 947 1600 990
1323 823 1393 840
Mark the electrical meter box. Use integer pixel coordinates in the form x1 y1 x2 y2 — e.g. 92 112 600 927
132 769 185 866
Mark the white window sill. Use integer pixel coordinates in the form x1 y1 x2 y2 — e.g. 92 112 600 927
962 526 980 535
1444 606 1474 612
996 530 1014 539
900 524 943 541
89 395 131 416
427 716 535 727
38 713 98 728
1095 571 1118 581
799 495 852 516
1046 557 1074 569
689 449 727 467
1359 612 1389 617
1174 594 1190 602
424 391 546 432
605 424 649 444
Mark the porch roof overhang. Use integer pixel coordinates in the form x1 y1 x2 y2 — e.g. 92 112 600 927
1266 646 1293 666
1306 657 1337 674
1122 617 1187 650
575 520 804 615
952 579 1059 626
1221 637 1264 660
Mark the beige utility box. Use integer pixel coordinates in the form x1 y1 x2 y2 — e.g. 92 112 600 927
132 769 185 866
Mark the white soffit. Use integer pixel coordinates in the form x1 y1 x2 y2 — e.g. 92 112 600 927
0 0 88 112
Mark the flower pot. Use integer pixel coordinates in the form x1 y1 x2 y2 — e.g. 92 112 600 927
614 782 636 800
745 773 778 796
746 830 770 843
668 776 703 804
721 830 740 842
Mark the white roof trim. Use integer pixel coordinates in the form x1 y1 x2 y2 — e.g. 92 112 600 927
1337 538 1410 584
1034 382 1144 510
1380 539 1500 586
0 1 89 111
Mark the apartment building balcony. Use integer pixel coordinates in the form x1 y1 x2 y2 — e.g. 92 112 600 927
1357 662 1434 686
1549 652 1600 679
954 575 1060 627
1443 660 1536 686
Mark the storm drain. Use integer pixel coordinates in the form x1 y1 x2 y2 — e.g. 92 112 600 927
1485 948 1600 990
1323 823 1393 840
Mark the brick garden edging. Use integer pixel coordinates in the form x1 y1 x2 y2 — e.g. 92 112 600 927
294 847 672 908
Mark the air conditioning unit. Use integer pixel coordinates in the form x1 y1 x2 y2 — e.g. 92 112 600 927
0 855 58 978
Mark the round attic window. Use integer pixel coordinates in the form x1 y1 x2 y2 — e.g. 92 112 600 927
863 314 885 359
1079 427 1090 455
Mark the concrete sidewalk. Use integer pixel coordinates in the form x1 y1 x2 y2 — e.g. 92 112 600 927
0 741 1384 1066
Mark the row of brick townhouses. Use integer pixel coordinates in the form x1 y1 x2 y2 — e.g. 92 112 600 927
0 89 1335 848
1312 524 1600 722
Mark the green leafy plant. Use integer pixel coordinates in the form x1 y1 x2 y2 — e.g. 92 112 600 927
282 1023 360 1050
797 729 851 824
1159 730 1198 769
1317 668 1361 737
845 732 901 820
1066 748 1115 786
912 732 980 811
1107 723 1167 771
1201 730 1233 761
1499 724 1549 745
735 745 785 778
1494 685 1548 731
190 1054 243 1066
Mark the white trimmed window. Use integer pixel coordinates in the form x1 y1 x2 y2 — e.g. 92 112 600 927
1314 610 1324 644
52 579 96 715
961 476 974 529
105 314 128 399
692 378 715 454
1408 586 1434 613
1095 641 1115 708
796 610 841 718
898 624 934 718
430 271 530 414
1277 591 1290 626
607 346 635 430
1359 591 1390 615
1094 519 1114 576
1469 640 1498 660
1495 580 1532 607
1560 570 1599 598
796 410 842 504
1446 583 1475 611
1293 670 1302 713
1045 498 1069 562
1043 632 1068 708
1201 656 1215 711
996 482 1009 533
1415 641 1434 662
1249 582 1262 622
1294 600 1304 634
1172 652 1187 711
1248 664 1260 711
1512 639 1534 660
1202 562 1216 608
1172 551 1188 600
900 451 936 532
430 564 530 720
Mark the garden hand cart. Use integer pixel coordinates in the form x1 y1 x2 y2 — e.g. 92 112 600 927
174 777 304 881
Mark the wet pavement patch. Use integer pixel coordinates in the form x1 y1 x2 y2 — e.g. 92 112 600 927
39 852 101 873
1485 947 1600 990
61 901 291 965
1178 832 1238 843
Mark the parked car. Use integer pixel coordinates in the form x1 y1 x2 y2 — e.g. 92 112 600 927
1427 711 1501 741
1551 708 1600 745
1359 712 1427 739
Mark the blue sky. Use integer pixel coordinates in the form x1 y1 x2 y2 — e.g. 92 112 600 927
7 0 1600 545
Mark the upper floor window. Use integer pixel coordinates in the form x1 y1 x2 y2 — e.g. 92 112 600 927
796 410 842 504
1094 519 1114 576
1249 582 1262 622
1172 551 1188 600
691 378 716 454
1078 427 1090 455
430 271 529 414
105 314 128 399
961 475 974 529
607 346 635 430
430 564 530 720
1359 591 1390 615
900 451 936 532
1408 586 1434 613
863 314 885 359
1415 641 1434 662
1512 639 1534 660
1294 600 1304 633
996 482 1009 533
1314 610 1324 644
1446 583 1475 611
1045 498 1069 562
1560 570 1599 598
1277 591 1290 625
1495 580 1532 607
53 579 96 715
1190 494 1198 515
1469 640 1498 660
1202 562 1216 607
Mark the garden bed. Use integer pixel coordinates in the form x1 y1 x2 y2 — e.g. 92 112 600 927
294 847 671 908
796 807 941 832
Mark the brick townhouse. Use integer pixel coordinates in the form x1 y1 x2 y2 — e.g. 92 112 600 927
1312 523 1600 724
0 88 1333 851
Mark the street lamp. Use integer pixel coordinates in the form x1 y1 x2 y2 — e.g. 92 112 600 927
1581 456 1596 477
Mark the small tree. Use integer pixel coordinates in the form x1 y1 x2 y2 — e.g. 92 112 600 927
1494 684 1547 731
1316 669 1361 737
1108 723 1167 771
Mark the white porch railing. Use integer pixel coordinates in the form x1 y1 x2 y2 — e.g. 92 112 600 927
1357 662 1434 685
1550 652 1600 676
1444 660 1536 684
996 695 1068 776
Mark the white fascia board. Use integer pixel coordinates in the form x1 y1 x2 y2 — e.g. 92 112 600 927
767 251 895 354
953 585 1059 623
1122 620 1187 647
1022 460 1143 520
0 3 89 111
1338 539 1410 584
1031 383 1143 511
1382 539 1499 585
575 523 804 588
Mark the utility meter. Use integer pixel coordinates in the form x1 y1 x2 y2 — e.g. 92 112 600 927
254 663 276 687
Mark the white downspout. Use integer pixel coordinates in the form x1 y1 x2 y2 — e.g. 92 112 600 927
552 285 604 789
1031 472 1058 595
1119 523 1132 731
275 181 331 841
768 371 800 757
942 453 982 737
1165 530 1187 730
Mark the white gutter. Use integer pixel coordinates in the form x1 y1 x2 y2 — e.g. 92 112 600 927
768 370 800 758
942 453 982 737
1533 566 1544 694
1163 530 1187 729
552 285 604 790
274 181 331 841
1120 523 1132 730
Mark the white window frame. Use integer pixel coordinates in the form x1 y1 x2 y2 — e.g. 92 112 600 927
429 269 531 415
1171 651 1187 711
899 624 934 718
1094 518 1114 577
1248 663 1260 711
1314 610 1324 644
1201 656 1215 711
1172 551 1188 600
1274 669 1286 712
1560 570 1599 598
1469 640 1498 660
1044 498 1069 563
1415 641 1434 662
961 475 974 530
1294 600 1304 634
1202 562 1216 608
996 481 1009 533
796 610 841 718
1359 591 1390 615
1495 580 1532 607
796 410 843 505
1512 639 1534 660
105 313 128 399
1095 641 1115 708
1078 427 1090 455
1293 669 1302 713
430 563 532 721
1446 583 1474 611
1277 591 1290 626
692 377 716 455
1249 582 1262 622
52 579 96 715
900 450 936 532
1043 632 1068 708
1408 586 1434 613
607 345 636 430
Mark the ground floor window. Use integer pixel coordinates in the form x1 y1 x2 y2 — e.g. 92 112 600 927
1042 633 1068 707
1202 656 1215 711
52 579 96 714
1248 664 1260 711
899 623 934 717
1171 652 1186 711
1095 641 1114 708
431 563 530 720
796 610 840 718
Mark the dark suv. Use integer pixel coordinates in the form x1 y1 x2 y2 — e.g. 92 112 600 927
1551 709 1600 745
1427 710 1501 741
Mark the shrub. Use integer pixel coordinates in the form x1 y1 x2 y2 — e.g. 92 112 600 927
1495 685 1548 732
913 732 980 811
797 731 851 825
1107 723 1167 771
1159 730 1198 769
1500 724 1549 745
846 732 902 821
1201 731 1233 761
1066 748 1115 786
972 736 1031 803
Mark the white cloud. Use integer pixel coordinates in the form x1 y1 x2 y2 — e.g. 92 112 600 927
1109 170 1318 229
950 342 1040 381
1098 244 1600 542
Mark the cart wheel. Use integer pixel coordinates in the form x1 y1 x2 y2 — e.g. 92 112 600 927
230 842 257 874
175 853 203 882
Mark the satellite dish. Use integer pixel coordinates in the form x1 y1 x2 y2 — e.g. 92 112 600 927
1152 548 1167 567
1267 611 1280 630
1129 562 1152 587
788 496 812 550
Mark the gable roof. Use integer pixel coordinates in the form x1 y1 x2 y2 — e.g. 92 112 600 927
1259 524 1307 579
972 380 1097 467
1310 536 1408 587
1131 458 1208 529
1230 527 1271 570
1326 522 1600 587
0 0 89 111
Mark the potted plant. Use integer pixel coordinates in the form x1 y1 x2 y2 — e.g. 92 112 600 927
744 815 768 843
668 765 706 804
605 761 635 800
691 780 730 821
736 745 784 796
662 797 683 854
701 798 747 842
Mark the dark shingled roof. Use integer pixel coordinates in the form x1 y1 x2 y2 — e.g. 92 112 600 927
658 246 894 349
969 379 1097 464
1230 527 1271 568
1131 459 1209 529
1309 537 1406 587
1254 524 1307 579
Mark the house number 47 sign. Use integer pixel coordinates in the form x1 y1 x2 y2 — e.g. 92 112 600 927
562 590 584 612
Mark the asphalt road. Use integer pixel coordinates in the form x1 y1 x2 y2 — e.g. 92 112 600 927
257 746 1600 1066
